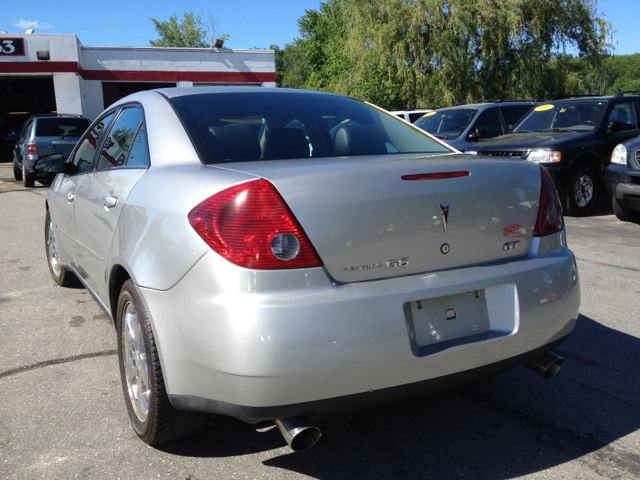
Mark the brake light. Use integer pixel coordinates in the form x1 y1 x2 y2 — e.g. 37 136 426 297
27 143 38 156
533 166 564 237
188 179 322 269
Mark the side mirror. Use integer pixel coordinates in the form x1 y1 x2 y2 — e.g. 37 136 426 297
468 127 487 141
607 121 623 134
33 153 65 174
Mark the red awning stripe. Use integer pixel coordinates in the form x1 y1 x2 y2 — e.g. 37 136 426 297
0 61 275 83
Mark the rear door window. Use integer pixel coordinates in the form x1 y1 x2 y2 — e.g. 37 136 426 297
607 102 638 131
96 107 143 171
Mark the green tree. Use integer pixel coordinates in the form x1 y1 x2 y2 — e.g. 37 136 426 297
149 11 228 48
290 0 612 109
272 43 310 88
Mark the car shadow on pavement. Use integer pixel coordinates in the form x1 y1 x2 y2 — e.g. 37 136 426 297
160 314 640 479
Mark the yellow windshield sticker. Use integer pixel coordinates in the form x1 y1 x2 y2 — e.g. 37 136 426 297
423 111 437 117
534 104 554 112
340 118 350 124
559 108 566 113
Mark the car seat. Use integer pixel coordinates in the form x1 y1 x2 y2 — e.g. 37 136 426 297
333 125 387 156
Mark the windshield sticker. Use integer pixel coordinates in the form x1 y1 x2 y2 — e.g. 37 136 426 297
534 104 554 112
559 108 566 113
423 111 437 117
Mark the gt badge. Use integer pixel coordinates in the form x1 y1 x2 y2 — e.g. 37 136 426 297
503 241 520 251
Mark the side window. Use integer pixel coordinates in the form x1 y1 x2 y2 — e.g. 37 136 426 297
473 108 505 138
501 105 533 128
607 102 638 131
125 123 150 168
96 108 143 171
408 112 423 123
67 112 116 175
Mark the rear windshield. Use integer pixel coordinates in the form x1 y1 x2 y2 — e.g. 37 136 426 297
35 118 90 137
413 108 477 139
513 102 607 132
166 92 452 164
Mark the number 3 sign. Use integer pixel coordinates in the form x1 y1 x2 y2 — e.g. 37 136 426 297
0 38 25 56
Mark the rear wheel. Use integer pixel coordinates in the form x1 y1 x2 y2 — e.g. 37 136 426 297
22 161 34 188
45 210 77 286
562 164 597 217
612 196 640 222
117 280 212 445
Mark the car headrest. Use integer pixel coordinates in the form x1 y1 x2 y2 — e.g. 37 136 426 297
209 125 261 161
333 125 387 156
267 128 310 159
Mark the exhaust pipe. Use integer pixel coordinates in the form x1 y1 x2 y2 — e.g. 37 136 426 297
525 351 563 378
275 417 321 452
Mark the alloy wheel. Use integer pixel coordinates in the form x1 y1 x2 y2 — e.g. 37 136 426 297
573 174 593 208
121 302 150 422
46 219 62 277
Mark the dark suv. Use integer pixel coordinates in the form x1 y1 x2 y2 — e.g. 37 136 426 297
413 100 538 152
13 114 91 187
465 92 640 216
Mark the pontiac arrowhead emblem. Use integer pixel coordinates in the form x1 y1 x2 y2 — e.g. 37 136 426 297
440 203 450 232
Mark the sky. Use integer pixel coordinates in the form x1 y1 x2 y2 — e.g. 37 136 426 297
0 0 638 54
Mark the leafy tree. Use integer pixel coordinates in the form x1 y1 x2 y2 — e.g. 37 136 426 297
288 0 612 109
272 43 310 88
149 11 229 48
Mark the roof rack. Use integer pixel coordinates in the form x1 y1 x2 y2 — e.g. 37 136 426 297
500 99 538 103
453 99 502 106
32 113 84 118
614 90 640 97
549 94 607 101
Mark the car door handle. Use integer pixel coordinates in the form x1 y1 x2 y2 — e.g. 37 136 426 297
103 195 118 209
67 192 75 203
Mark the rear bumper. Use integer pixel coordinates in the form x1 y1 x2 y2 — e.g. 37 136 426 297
605 165 640 210
137 230 580 418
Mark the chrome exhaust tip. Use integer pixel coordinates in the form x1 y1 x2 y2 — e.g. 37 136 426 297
525 351 563 378
275 417 321 452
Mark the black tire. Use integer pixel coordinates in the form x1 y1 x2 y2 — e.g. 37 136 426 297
13 159 23 181
612 196 640 222
116 280 212 445
561 164 597 217
45 210 78 286
22 161 35 188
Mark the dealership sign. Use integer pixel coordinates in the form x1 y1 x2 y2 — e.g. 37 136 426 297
0 38 25 56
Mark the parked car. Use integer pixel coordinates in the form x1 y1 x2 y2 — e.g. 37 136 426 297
37 87 579 450
413 100 538 151
13 113 91 187
606 136 640 221
390 108 435 123
465 92 640 216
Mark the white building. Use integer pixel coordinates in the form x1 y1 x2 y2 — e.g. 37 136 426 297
0 33 275 124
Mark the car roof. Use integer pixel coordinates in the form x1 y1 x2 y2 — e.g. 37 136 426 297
155 86 344 99
437 101 537 111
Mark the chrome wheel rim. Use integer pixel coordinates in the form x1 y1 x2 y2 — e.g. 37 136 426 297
121 302 150 422
574 174 593 208
47 219 62 277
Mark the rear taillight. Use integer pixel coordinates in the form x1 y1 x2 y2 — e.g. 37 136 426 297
533 166 564 237
27 143 38 156
188 179 322 269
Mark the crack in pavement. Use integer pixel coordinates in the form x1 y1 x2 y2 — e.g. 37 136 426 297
0 349 117 379
575 256 640 273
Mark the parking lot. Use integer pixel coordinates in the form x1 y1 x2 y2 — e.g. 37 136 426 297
0 160 639 479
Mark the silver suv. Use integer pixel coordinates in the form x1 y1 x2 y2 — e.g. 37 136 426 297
13 114 90 187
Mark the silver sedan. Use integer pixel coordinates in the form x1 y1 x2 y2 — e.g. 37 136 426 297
37 87 580 451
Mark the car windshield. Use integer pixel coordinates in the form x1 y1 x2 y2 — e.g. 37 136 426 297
413 108 477 139
167 92 452 164
513 102 607 132
35 118 90 137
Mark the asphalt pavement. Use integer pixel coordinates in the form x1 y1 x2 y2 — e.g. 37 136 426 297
1 162 639 479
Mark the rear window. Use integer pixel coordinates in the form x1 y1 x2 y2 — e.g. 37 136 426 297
167 92 452 164
35 118 90 137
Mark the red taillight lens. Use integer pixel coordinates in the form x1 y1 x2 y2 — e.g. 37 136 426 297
533 166 564 237
188 179 322 269
27 143 38 156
